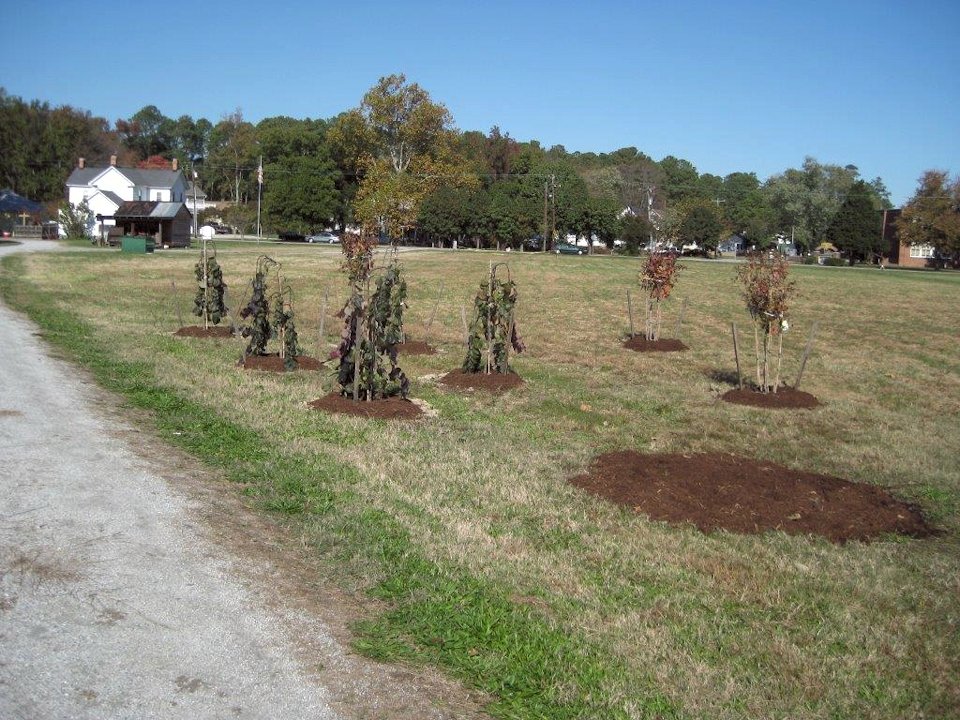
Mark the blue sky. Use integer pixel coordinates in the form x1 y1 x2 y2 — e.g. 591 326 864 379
4 0 958 205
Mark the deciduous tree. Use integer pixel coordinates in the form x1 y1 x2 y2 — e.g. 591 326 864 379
896 170 960 265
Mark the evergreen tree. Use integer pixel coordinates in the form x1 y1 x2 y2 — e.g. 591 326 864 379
826 181 882 263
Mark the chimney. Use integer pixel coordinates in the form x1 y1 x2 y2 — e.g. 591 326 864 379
78 157 85 169
172 158 178 171
110 154 117 166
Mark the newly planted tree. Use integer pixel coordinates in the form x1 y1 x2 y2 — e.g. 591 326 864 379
736 252 797 393
638 252 684 341
271 281 301 371
371 253 407 346
239 255 276 359
334 234 408 400
463 263 525 374
192 238 227 329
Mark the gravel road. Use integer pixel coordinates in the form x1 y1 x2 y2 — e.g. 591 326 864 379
0 241 483 719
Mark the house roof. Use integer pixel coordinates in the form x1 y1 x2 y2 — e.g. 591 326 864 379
100 190 124 206
0 188 42 214
186 182 207 199
114 201 186 219
66 166 184 189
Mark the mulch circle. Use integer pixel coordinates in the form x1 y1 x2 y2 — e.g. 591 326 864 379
308 391 423 419
722 386 819 409
239 354 323 372
569 451 935 544
174 325 234 338
623 336 688 352
439 369 524 393
397 339 437 356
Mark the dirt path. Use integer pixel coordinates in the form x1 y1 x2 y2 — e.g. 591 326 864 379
0 241 486 719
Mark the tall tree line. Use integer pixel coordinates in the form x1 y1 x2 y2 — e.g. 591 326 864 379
4 82 937 262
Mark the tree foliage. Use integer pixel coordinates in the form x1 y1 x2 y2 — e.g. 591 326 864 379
825 180 883 263
678 203 724 252
58 198 92 239
896 170 960 264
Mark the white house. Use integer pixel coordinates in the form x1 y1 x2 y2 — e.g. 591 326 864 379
66 156 190 238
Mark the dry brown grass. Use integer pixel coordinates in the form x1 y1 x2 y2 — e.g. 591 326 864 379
12 244 960 719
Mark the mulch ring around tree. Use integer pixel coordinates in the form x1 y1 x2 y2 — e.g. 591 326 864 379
239 354 323 372
569 451 935 544
439 369 524 393
174 325 234 338
623 336 688 352
308 392 423 419
396 339 437 355
722 386 819 409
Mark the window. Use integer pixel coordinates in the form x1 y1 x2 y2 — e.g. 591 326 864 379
909 244 935 259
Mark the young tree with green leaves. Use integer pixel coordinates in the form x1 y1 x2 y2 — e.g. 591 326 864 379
192 239 227 328
463 263 525 374
334 234 408 400
58 198 92 239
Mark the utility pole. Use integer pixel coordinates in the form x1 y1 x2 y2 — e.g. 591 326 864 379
542 179 549 252
550 174 556 252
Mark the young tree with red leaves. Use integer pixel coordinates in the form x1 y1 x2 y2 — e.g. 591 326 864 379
736 252 797 392
639 252 684 341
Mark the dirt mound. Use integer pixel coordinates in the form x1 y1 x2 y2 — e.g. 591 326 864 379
174 325 234 338
240 354 322 372
308 392 423 419
570 451 934 543
722 387 819 409
397 340 437 356
623 336 688 352
439 369 524 393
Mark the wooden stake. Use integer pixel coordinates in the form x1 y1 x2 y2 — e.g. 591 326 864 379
794 321 819 391
732 322 744 390
171 280 184 329
223 287 238 335
626 290 635 338
460 303 469 345
424 280 445 339
201 237 209 330
675 297 687 340
318 287 328 352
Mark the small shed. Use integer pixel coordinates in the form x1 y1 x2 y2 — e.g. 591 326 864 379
110 201 192 248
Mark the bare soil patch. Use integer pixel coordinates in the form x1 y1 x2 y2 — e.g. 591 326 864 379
397 339 437 356
623 336 688 352
308 391 423 420
240 354 323 372
174 325 234 338
722 386 819 409
439 369 524 393
570 451 935 543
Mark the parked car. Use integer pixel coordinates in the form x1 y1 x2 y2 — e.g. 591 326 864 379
307 231 340 244
555 242 584 255
278 230 306 242
213 223 231 235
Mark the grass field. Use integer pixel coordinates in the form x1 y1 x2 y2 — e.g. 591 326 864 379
2 244 958 719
